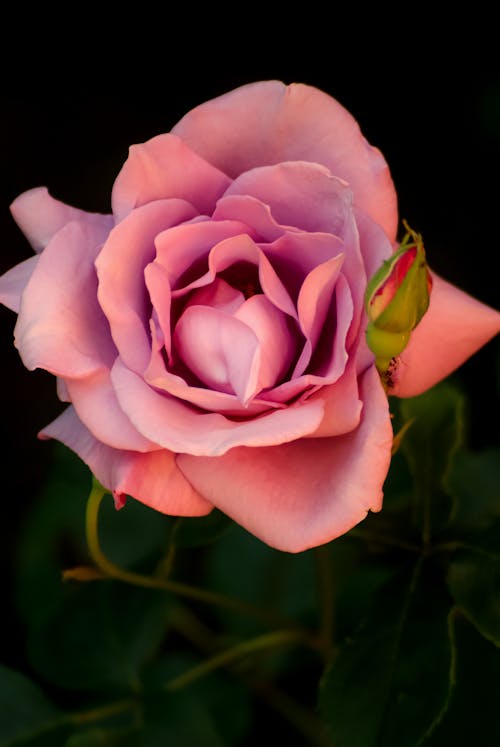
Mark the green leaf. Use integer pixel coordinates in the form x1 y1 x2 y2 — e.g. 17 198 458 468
448 447 500 530
27 582 170 693
400 382 465 540
14 443 90 627
422 613 500 745
139 692 227 747
97 492 173 569
206 524 316 635
319 559 454 747
15 444 174 632
64 727 137 746
167 510 234 548
447 549 500 646
0 664 64 745
144 652 251 746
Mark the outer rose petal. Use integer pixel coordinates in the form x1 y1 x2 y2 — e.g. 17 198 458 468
225 161 353 235
177 365 393 552
0 256 39 312
172 81 398 239
15 219 116 377
64 370 159 452
40 407 211 516
11 187 113 252
111 134 231 222
392 274 500 397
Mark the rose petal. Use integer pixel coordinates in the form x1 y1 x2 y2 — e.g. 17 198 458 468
177 365 392 552
213 194 284 242
267 273 353 404
15 219 116 377
392 274 500 397
145 317 284 416
293 253 345 376
172 81 397 239
304 357 363 438
96 198 197 373
40 407 211 516
355 207 393 279
0 256 39 312
65 369 159 452
262 231 344 302
233 295 297 394
174 304 261 402
208 234 297 319
111 358 324 456
10 187 114 252
225 161 353 234
186 278 245 314
112 134 231 222
155 219 252 291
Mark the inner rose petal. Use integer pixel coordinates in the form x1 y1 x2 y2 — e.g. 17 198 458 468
209 234 297 319
145 317 285 416
233 295 297 394
187 278 245 314
292 253 344 378
213 194 285 242
173 305 260 402
155 219 256 291
261 231 344 302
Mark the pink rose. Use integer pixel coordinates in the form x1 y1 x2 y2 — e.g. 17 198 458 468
1 81 499 552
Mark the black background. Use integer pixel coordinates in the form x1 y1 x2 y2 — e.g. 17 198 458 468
1 18 499 643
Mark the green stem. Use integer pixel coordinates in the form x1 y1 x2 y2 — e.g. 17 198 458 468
70 698 136 726
85 479 291 628
431 540 500 561
164 629 309 692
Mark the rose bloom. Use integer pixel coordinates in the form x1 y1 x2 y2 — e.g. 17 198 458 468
1 82 499 552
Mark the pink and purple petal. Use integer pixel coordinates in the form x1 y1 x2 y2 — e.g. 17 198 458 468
112 134 231 222
14 220 116 378
176 365 392 552
172 81 398 239
40 407 211 516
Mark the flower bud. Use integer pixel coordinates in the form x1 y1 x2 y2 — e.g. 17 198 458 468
365 222 432 380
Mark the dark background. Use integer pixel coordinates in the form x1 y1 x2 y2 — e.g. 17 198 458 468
1 20 499 656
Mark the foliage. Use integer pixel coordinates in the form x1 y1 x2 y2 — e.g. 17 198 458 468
2 376 500 746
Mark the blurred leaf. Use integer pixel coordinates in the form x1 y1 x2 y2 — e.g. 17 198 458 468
319 559 453 747
206 524 316 634
144 651 251 745
423 613 500 745
15 443 90 626
400 382 465 538
15 445 170 630
27 582 170 693
0 664 64 745
168 510 234 548
140 692 227 747
98 493 171 568
448 447 500 530
447 549 500 646
380 449 414 514
334 561 397 641
64 727 137 746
